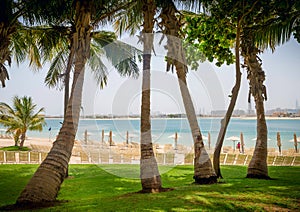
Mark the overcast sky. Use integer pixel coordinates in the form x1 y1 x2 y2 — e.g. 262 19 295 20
1 35 300 116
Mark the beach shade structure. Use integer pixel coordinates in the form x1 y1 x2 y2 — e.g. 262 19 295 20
101 130 105 143
240 132 245 154
126 131 129 144
104 131 115 146
168 132 180 150
277 132 282 155
291 133 299 153
226 136 240 152
83 130 89 144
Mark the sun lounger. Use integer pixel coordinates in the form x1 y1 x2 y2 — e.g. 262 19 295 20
273 156 284 166
30 152 40 163
0 151 5 164
282 156 294 166
224 154 236 165
5 151 16 163
19 152 29 163
235 154 247 165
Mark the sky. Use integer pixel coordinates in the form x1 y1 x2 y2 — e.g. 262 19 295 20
1 35 300 116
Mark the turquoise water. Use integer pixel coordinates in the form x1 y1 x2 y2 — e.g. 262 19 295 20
14 118 300 150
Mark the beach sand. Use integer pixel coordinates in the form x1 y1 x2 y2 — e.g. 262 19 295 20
0 137 53 148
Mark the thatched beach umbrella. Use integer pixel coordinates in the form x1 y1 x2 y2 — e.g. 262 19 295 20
208 132 211 150
101 129 104 143
240 132 245 154
277 132 282 155
168 132 180 150
104 131 115 146
126 131 129 144
83 130 93 144
294 133 298 153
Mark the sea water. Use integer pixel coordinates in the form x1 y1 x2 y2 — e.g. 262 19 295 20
18 118 300 151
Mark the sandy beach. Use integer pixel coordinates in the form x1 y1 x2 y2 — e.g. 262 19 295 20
0 137 53 148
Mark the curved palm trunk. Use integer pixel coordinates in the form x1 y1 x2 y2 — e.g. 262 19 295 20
213 22 242 178
140 0 162 193
241 30 269 179
160 5 216 184
16 1 91 204
64 37 75 179
64 39 75 117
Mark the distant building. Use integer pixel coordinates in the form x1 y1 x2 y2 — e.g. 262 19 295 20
266 108 300 117
211 109 246 117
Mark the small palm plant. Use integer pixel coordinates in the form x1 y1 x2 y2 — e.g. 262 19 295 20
0 96 45 148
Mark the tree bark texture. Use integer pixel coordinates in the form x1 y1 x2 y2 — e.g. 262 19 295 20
16 1 92 204
140 0 162 193
160 4 216 184
241 29 269 179
19 131 26 148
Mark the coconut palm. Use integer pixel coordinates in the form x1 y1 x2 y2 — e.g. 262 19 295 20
139 0 163 192
16 0 137 204
0 96 45 148
0 0 27 88
244 0 299 179
0 0 57 88
42 28 140 117
159 1 217 184
114 0 164 192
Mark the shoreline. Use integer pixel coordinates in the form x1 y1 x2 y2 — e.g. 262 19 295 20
43 116 300 121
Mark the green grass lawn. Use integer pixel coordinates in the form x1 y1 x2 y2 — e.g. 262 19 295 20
0 164 299 211
0 146 31 151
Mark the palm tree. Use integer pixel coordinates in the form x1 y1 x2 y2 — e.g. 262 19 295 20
16 0 134 204
240 28 269 179
43 29 140 117
0 0 25 88
159 1 217 184
139 0 163 192
0 96 45 148
244 0 299 179
0 0 57 88
113 0 165 192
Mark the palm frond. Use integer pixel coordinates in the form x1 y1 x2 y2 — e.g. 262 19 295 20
44 50 67 89
102 40 140 78
0 64 10 88
88 41 108 89
113 1 143 36
254 14 299 51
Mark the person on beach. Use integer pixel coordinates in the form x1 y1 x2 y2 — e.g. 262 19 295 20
237 142 241 153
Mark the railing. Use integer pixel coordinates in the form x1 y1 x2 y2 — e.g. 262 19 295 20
0 151 299 166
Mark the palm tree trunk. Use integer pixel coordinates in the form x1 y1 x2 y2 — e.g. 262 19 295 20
64 37 75 179
64 39 75 118
139 0 162 193
19 132 26 148
241 30 269 179
160 5 216 184
16 1 92 205
213 21 242 178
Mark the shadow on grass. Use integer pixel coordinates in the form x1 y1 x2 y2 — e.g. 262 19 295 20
0 165 299 211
